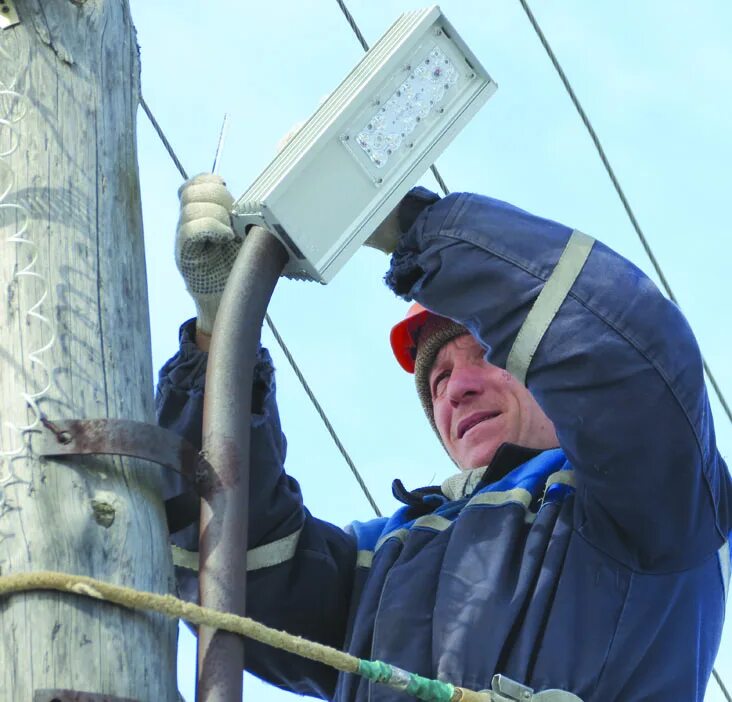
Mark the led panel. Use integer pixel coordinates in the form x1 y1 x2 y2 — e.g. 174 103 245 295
232 5 496 283
352 46 460 170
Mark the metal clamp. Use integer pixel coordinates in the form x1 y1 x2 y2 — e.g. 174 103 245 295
0 0 20 30
35 418 212 533
489 675 583 702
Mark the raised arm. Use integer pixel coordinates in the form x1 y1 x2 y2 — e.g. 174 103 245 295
386 190 731 571
157 173 358 698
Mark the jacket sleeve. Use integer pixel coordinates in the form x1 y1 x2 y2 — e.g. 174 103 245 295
156 320 356 699
386 192 731 572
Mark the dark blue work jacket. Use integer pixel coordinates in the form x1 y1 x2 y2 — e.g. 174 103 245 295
156 190 731 702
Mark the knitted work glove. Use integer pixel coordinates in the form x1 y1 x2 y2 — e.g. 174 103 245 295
175 173 239 335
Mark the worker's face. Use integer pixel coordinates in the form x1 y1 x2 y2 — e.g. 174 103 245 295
430 335 559 470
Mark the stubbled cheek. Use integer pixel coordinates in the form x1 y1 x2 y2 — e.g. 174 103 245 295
434 409 451 441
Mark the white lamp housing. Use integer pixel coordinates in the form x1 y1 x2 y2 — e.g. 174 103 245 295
232 5 496 283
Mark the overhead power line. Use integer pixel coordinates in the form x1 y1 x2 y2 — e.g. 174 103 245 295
334 0 450 197
713 668 732 702
140 96 188 181
517 0 731 425
139 96 382 517
335 0 370 52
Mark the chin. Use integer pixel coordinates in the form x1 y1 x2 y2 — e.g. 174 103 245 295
454 419 512 470
458 445 500 471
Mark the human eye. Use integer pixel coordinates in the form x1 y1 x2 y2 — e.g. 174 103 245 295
431 370 450 399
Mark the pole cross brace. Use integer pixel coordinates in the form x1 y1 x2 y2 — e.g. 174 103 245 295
34 690 139 702
35 418 213 533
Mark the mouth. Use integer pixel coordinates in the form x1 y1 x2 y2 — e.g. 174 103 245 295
457 411 500 439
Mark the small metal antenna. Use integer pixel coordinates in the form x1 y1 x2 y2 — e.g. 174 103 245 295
211 113 229 174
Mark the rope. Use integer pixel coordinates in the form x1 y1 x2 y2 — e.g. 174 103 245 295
333 0 450 197
140 96 382 517
0 570 488 702
517 0 731 425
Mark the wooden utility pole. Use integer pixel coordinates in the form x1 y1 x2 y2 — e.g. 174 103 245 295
0 2 177 700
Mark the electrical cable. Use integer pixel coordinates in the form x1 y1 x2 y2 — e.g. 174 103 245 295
713 668 732 702
139 96 382 517
517 0 732 425
334 0 450 197
140 96 188 181
335 0 369 52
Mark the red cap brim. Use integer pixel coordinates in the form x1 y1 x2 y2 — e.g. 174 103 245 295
389 308 432 373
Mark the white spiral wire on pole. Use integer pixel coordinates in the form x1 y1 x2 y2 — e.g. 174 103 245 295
0 41 54 520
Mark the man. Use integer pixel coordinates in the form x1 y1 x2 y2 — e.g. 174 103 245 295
157 174 731 701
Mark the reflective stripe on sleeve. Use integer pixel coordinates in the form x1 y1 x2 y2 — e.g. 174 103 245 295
170 527 303 573
719 540 731 600
506 229 595 385
171 545 199 572
247 528 303 571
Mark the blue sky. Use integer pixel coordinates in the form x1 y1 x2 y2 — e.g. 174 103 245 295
128 1 732 699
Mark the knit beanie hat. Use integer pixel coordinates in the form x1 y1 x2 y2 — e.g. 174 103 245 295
413 316 470 439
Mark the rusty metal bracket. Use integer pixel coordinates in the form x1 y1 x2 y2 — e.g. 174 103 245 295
36 418 202 484
0 0 20 30
35 418 213 532
34 690 139 702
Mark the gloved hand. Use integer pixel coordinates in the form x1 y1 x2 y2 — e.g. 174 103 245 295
175 173 239 336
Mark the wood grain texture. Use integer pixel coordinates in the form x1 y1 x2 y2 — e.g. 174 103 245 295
0 2 177 699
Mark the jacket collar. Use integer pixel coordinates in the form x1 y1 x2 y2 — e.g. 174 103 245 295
475 443 544 491
392 443 544 508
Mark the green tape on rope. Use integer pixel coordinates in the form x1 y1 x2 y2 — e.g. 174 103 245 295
359 659 394 683
405 672 455 702
359 660 455 702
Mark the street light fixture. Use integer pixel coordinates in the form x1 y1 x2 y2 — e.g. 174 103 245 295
232 5 496 283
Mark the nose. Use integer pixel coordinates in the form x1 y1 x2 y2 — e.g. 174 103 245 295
446 365 484 407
